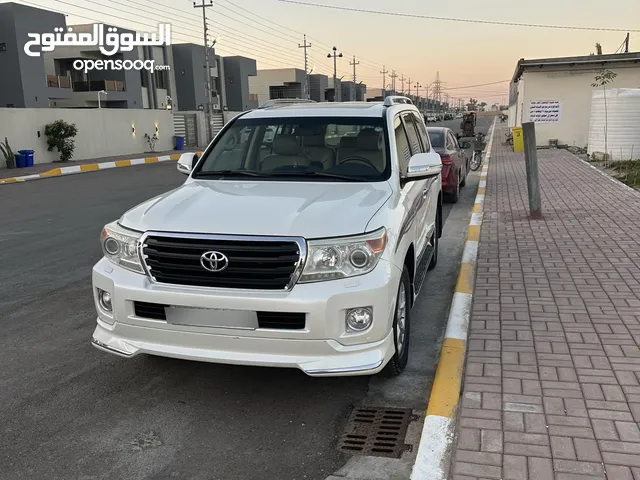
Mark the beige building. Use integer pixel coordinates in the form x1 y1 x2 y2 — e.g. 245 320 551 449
508 52 640 147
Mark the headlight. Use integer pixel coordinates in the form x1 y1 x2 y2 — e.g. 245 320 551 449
100 221 144 273
299 228 387 283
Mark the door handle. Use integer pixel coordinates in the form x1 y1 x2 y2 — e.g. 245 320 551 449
422 189 428 198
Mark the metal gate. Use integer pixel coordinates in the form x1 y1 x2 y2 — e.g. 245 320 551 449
173 113 198 147
211 113 225 138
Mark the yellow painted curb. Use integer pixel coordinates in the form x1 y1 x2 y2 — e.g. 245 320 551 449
426 338 466 418
79 164 100 172
467 225 481 242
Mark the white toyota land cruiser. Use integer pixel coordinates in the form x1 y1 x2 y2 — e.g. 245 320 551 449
92 97 443 377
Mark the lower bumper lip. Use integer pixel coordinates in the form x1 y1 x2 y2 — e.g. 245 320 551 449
91 338 133 357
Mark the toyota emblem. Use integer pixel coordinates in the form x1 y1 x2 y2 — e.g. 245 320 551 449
200 251 229 272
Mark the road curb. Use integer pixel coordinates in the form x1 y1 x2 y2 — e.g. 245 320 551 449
410 119 496 480
0 152 202 185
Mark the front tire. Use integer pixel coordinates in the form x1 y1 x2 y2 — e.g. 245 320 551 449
384 267 411 376
470 151 482 171
445 180 460 204
428 210 440 271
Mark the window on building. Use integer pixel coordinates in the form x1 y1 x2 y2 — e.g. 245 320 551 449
140 70 148 88
154 70 166 89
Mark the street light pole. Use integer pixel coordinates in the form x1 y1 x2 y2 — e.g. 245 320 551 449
98 90 107 109
327 46 343 102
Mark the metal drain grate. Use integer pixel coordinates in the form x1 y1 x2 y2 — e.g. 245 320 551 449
337 407 414 458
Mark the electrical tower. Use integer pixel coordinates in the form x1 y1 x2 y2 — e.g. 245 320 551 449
194 0 214 140
432 72 442 114
350 56 360 101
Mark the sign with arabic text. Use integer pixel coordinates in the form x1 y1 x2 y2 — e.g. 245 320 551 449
529 100 561 123
24 24 171 57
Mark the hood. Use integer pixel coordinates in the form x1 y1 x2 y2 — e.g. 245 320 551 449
120 179 393 238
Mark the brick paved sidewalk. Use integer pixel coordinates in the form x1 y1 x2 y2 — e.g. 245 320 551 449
450 127 640 480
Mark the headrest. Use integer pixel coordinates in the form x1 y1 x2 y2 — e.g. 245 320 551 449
272 135 301 155
339 136 358 148
303 134 325 148
356 128 382 151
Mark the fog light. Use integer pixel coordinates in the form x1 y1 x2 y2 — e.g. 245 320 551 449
346 307 373 332
98 289 112 312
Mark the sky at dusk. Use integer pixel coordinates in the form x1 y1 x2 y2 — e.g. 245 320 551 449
13 0 640 105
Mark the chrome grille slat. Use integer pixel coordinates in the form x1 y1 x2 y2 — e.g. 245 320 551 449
140 232 306 290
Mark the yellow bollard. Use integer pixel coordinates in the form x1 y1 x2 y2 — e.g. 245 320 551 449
512 127 524 153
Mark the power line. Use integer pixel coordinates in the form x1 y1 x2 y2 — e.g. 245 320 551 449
441 80 511 91
217 0 302 39
278 0 640 33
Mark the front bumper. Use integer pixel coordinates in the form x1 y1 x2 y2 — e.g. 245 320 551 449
91 257 401 377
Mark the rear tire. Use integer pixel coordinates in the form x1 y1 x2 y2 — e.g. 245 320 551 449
445 181 459 204
384 267 411 376
460 166 467 187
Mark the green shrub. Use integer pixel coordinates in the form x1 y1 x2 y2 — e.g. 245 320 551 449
44 120 78 162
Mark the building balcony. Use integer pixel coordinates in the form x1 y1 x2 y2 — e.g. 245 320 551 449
73 80 125 92
46 75 72 88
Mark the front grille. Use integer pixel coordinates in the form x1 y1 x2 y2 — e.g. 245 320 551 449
257 312 305 330
134 301 168 320
141 234 302 290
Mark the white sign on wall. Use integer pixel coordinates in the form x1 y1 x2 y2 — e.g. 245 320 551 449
529 100 562 123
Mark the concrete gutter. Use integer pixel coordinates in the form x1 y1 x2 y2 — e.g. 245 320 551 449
410 119 496 480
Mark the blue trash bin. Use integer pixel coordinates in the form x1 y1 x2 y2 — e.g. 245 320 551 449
15 153 26 168
174 136 185 151
18 150 35 167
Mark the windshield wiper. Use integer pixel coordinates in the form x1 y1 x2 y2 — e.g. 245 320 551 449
196 170 267 177
265 171 369 182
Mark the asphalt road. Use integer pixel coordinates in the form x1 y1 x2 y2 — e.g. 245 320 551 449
0 116 493 480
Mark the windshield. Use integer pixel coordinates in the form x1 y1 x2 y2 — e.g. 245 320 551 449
193 116 389 182
428 130 445 148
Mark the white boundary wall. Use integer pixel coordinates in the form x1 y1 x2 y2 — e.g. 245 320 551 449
0 108 174 167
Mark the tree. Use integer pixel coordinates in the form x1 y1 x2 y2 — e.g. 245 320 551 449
595 43 603 55
467 98 478 111
479 102 488 111
592 69 618 163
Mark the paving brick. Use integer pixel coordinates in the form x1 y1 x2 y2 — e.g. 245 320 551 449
503 454 527 480
573 437 602 462
592 419 620 440
455 450 502 466
603 465 633 480
550 436 576 460
480 430 503 453
504 442 551 457
457 428 481 451
615 421 640 442
528 457 554 479
554 459 604 476
453 462 502 479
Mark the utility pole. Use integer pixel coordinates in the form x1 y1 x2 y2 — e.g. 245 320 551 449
522 122 543 220
327 46 343 102
407 78 412 98
298 34 311 100
625 33 630 53
194 0 214 140
298 34 312 99
350 55 359 101
415 82 421 109
380 65 388 97
399 74 405 95
390 70 398 95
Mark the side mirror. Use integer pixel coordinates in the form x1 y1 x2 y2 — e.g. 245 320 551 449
460 141 472 149
177 152 198 175
404 152 442 180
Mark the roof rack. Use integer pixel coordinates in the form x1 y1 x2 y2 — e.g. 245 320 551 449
383 96 414 106
258 99 317 109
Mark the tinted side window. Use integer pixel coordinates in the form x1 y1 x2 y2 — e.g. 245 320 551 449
445 132 455 150
413 113 431 152
394 116 412 175
402 113 421 155
448 132 459 149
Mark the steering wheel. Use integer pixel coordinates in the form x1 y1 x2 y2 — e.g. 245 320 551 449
340 156 375 168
